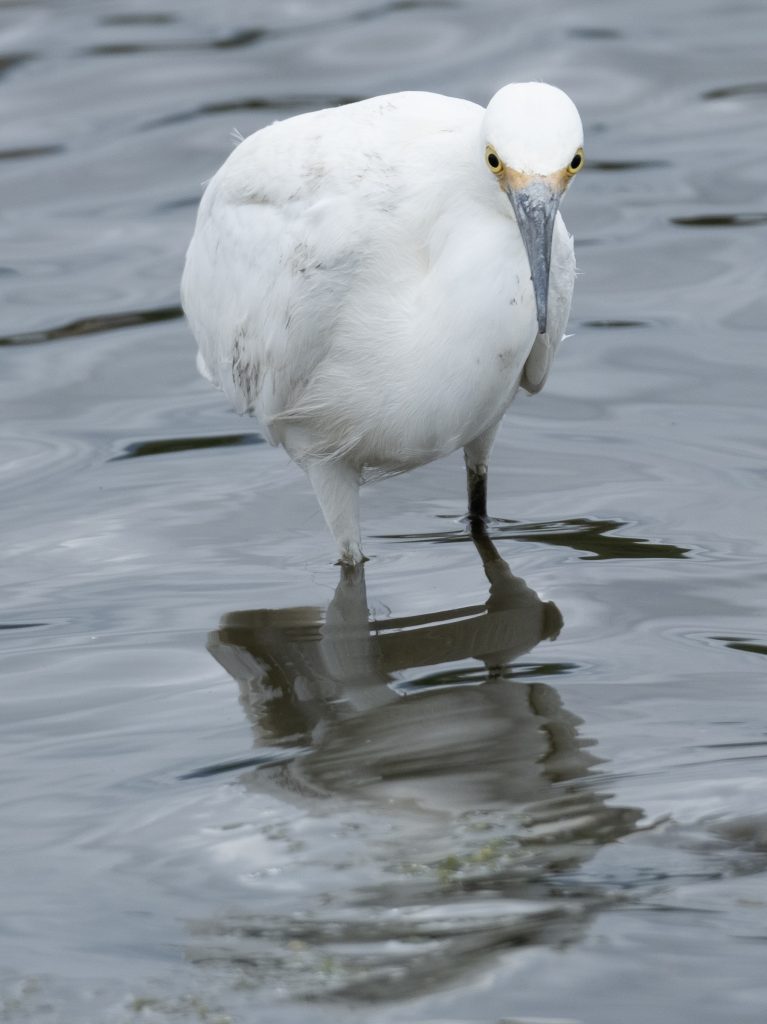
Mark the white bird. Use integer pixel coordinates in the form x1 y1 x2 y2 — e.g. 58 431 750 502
181 83 584 564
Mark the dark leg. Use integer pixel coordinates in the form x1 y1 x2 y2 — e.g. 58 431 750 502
464 422 500 524
467 464 488 521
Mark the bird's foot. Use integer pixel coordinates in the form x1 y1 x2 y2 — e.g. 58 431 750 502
459 512 507 536
336 541 368 567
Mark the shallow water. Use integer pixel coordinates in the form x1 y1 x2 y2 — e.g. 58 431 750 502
2 0 767 1021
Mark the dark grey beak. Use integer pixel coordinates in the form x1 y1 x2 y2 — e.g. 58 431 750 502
506 179 561 335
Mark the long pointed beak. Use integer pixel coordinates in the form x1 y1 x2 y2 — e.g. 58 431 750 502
506 177 562 335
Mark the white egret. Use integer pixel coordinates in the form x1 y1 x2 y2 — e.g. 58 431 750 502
181 83 584 564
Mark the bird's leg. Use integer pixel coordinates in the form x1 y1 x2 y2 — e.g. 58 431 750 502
467 464 488 521
306 459 365 566
464 423 500 524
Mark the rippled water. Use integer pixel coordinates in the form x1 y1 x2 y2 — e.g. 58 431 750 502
2 0 767 1021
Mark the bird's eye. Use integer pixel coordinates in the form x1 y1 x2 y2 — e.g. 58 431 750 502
485 147 504 174
567 148 585 175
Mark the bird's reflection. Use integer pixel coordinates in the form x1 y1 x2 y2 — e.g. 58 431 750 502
193 529 642 999
206 528 639 833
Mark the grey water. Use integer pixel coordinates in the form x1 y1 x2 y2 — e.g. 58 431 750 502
2 0 767 1021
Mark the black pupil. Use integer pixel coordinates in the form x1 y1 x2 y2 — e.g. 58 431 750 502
488 153 499 168
570 153 582 169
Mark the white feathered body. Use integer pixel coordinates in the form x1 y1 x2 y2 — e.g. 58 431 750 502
181 92 575 478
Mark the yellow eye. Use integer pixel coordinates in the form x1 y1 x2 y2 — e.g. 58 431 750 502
567 147 585 175
485 146 504 174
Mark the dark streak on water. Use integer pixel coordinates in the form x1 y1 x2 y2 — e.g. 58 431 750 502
101 14 178 26
581 318 650 328
84 34 267 56
0 305 183 346
85 0 457 59
0 144 63 160
145 95 365 130
110 433 264 461
180 747 310 780
0 52 32 80
589 158 670 171
671 213 767 228
0 622 48 631
714 638 767 657
702 81 767 99
568 26 622 40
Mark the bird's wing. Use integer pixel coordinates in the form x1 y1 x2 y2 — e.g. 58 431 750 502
181 174 348 440
520 214 575 395
181 92 480 441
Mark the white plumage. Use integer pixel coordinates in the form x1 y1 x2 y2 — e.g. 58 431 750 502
182 83 584 564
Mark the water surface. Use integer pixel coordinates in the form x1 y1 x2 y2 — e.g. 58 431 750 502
2 1 767 1021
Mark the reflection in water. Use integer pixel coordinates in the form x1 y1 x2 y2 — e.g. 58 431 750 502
193 530 642 998
381 515 689 560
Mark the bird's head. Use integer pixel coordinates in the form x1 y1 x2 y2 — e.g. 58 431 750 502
482 83 584 334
